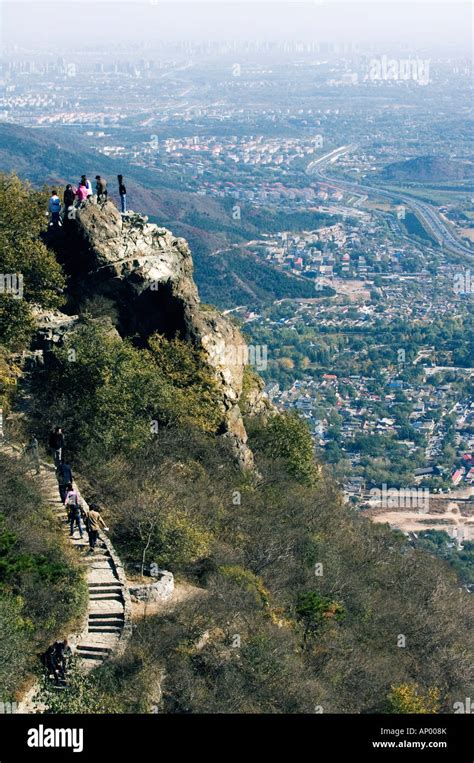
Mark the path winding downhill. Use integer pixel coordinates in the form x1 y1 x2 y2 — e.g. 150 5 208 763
0 440 132 708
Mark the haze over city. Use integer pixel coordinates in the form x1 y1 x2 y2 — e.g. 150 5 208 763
1 1 472 49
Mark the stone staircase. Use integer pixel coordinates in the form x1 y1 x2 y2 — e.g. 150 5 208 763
0 440 132 701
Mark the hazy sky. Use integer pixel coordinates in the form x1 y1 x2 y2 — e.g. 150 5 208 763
1 1 471 50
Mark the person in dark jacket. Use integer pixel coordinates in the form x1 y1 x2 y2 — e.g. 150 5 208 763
45 643 58 679
55 639 72 680
49 427 64 467
57 458 73 504
46 639 72 684
63 184 76 222
95 175 107 202
117 174 127 213
25 434 40 475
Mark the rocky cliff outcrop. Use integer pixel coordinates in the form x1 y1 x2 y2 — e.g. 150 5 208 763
65 198 254 468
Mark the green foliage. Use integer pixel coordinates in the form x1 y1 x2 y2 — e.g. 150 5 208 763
0 595 33 701
249 410 319 484
148 334 222 433
113 497 212 570
29 321 223 462
296 591 345 638
0 173 65 307
193 246 316 308
387 684 441 714
0 297 35 352
0 347 22 408
416 531 474 586
36 660 123 714
0 172 65 352
220 566 270 608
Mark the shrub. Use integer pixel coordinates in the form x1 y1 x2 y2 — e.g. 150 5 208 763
248 409 320 484
295 591 345 639
388 684 441 714
0 595 33 700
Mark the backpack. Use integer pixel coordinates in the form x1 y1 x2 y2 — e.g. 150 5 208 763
50 197 61 213
66 492 80 517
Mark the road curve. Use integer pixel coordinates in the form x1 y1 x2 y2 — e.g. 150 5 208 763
307 147 474 263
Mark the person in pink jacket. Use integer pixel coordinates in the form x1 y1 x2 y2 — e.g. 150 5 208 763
75 181 89 202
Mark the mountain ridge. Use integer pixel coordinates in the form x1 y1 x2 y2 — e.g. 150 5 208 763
379 154 474 183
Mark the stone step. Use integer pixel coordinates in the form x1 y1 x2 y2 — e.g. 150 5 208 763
88 576 120 586
88 626 122 634
89 601 124 615
75 650 106 662
87 561 116 571
87 618 123 625
89 592 123 601
89 581 121 587
76 643 113 654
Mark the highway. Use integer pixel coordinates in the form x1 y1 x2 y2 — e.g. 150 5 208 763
306 146 474 263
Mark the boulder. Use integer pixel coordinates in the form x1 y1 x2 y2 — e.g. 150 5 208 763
129 570 174 603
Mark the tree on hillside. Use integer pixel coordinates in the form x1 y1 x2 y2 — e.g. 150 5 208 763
0 173 65 352
248 410 319 485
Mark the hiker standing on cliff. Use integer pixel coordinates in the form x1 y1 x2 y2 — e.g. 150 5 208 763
48 190 61 228
63 183 76 222
117 174 127 213
86 503 109 552
57 457 73 504
49 426 64 467
75 180 89 203
79 175 93 197
95 175 107 202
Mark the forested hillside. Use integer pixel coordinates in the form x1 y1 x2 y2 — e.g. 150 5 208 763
0 173 472 714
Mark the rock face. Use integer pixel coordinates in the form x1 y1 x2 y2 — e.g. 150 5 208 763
70 198 254 468
31 307 80 347
74 201 198 341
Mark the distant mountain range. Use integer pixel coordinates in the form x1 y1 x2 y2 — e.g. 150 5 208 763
0 122 317 307
379 155 474 183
